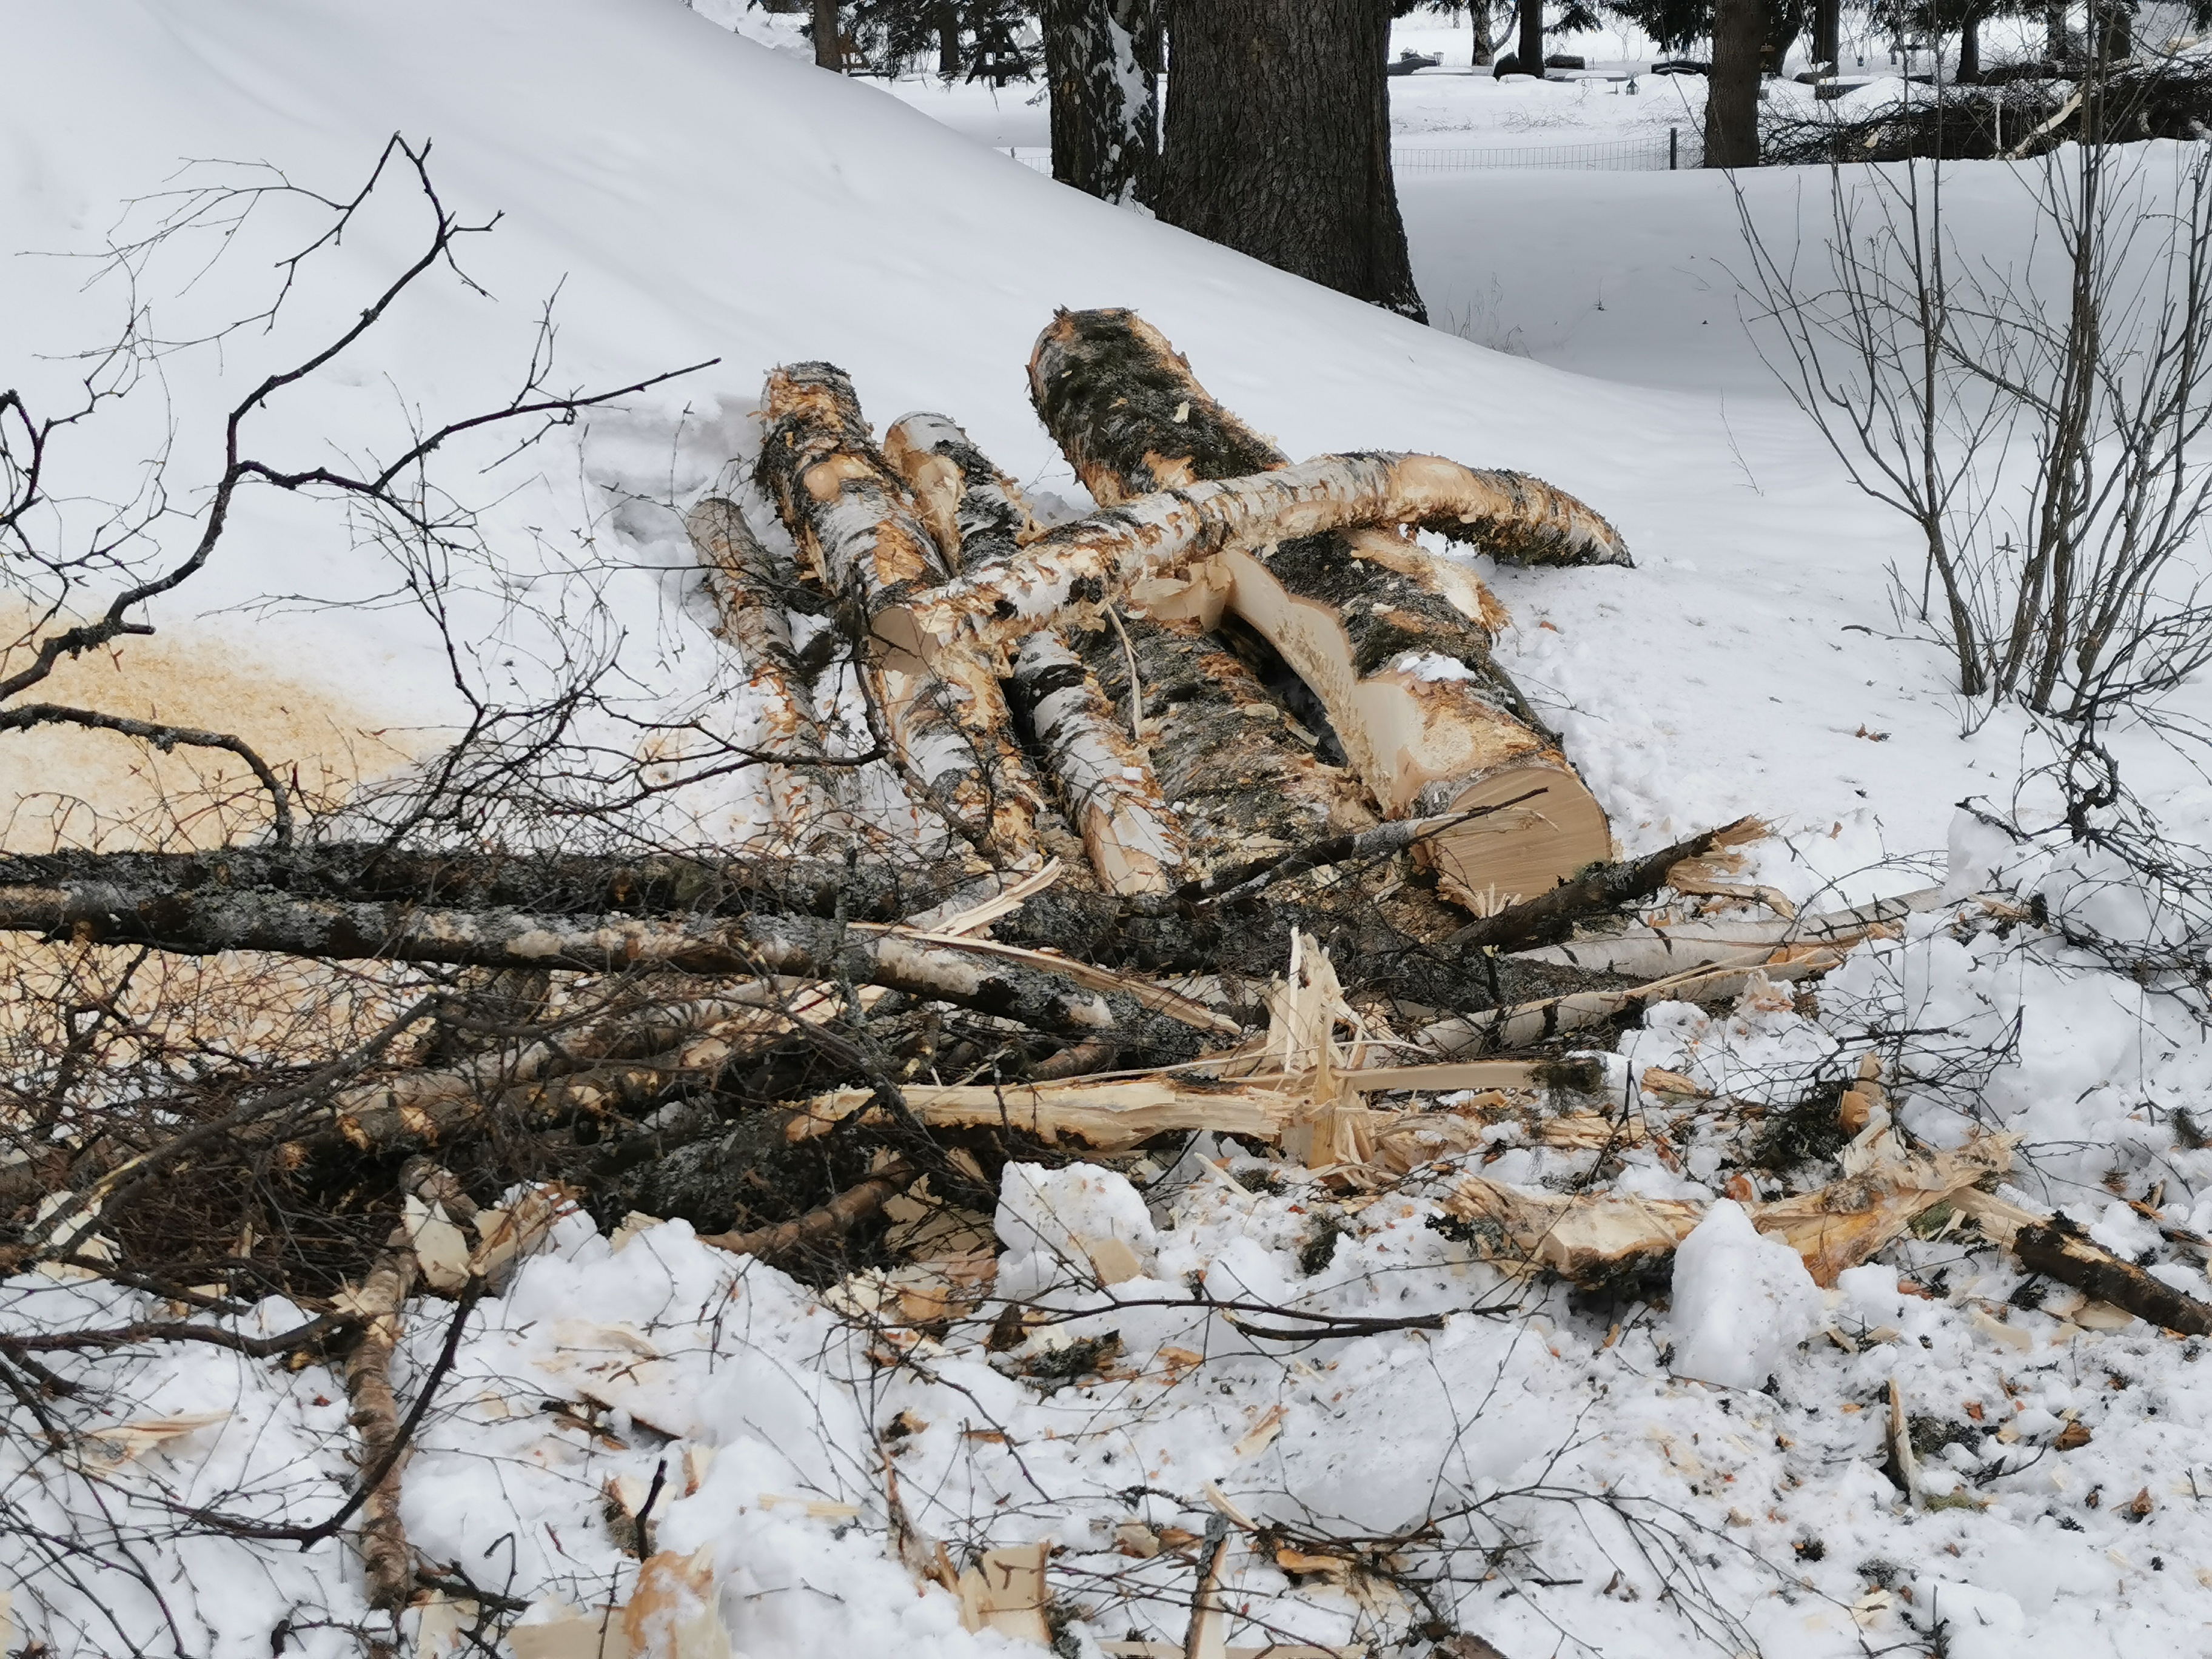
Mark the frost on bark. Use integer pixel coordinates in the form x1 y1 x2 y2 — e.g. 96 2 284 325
1041 0 1159 207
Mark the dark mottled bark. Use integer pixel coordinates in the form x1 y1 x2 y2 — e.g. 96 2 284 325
814 0 843 69
0 846 982 923
1158 0 1427 320
1518 0 1544 74
0 882 1211 1061
1023 307 1617 911
1027 309 1627 568
1042 0 1159 205
2016 1224 2212 1335
1067 609 1378 875
1705 0 1766 167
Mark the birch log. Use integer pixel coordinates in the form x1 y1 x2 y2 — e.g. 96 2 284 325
1068 606 1379 877
885 412 1189 894
754 363 1046 860
685 495 857 850
1018 308 1621 911
0 882 1220 1060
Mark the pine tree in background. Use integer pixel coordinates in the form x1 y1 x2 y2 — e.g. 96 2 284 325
1041 0 1160 205
1158 0 1427 320
838 0 1039 78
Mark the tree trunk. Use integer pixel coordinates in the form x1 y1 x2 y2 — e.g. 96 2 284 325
1158 0 1427 321
0 880 1218 1059
1042 0 1160 206
1471 1 1493 65
2046 0 2071 61
0 844 987 923
754 362 1048 863
1811 0 1840 69
685 497 859 852
937 2 962 74
813 0 842 69
883 412 1187 893
1065 606 1381 877
1760 0 1802 75
1704 0 1766 167
1957 13 1981 82
1518 0 1545 72
2093 0 2131 61
1024 308 1618 911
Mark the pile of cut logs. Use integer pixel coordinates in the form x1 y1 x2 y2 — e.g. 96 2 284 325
5 316 2204 1643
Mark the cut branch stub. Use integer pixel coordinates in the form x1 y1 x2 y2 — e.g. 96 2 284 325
1019 307 1622 910
885 412 1189 894
754 363 1045 860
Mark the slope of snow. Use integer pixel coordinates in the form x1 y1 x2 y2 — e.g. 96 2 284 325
2 0 2130 887
7 7 2212 1658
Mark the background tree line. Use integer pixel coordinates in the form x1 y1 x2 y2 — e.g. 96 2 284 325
763 0 2168 316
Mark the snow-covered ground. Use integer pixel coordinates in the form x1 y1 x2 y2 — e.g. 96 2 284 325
5 4 2212 1657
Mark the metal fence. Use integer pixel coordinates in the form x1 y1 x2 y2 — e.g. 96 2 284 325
1007 130 1698 176
1393 132 1695 170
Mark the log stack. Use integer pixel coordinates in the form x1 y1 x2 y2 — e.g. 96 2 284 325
1027 309 1624 912
700 309 1632 913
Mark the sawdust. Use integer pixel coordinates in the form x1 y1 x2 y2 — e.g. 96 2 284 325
0 600 418 852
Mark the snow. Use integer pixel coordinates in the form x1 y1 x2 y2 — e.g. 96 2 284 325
6 2 2212 1656
1666 1199 1823 1389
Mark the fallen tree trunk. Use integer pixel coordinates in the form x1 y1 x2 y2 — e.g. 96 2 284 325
685 495 860 850
885 412 1188 894
891 451 1633 663
1068 605 1381 877
0 845 990 925
1021 308 1618 911
1028 308 1630 575
755 363 1047 860
0 883 1223 1061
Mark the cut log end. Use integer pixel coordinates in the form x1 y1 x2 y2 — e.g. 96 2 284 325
1418 761 1614 916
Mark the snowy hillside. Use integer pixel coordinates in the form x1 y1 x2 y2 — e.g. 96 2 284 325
5 5 2212 1659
